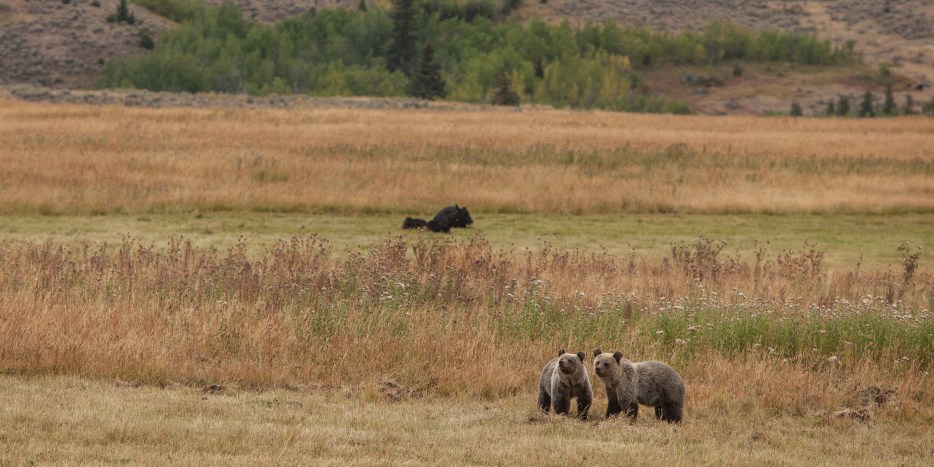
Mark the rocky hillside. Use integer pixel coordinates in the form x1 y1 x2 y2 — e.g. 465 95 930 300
1 0 932 114
0 0 173 88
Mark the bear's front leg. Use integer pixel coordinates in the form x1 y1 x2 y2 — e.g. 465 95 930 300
577 394 592 421
605 396 623 418
537 390 551 414
552 394 571 416
625 401 639 420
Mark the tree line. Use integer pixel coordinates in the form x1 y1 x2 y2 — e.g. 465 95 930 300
102 0 855 113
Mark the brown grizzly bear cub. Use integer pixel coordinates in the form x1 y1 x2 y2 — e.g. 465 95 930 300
592 348 684 423
537 349 593 420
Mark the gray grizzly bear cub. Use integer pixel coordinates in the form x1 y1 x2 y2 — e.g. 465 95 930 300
538 349 593 420
592 348 684 423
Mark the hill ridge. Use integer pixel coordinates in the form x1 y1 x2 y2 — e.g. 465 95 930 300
1 0 931 115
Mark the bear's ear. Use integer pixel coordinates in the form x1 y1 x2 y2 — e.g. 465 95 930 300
559 348 566 356
576 351 586 362
593 347 602 357
613 351 623 363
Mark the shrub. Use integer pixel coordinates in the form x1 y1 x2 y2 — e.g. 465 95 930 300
139 29 155 50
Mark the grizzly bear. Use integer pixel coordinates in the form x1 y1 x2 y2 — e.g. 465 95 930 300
592 348 684 423
401 205 473 233
402 217 428 230
538 349 593 420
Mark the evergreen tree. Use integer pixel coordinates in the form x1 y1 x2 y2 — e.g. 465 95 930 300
825 99 835 116
108 0 136 24
358 0 367 12
491 73 520 106
534 57 545 79
903 94 915 115
387 0 418 76
790 101 803 117
407 43 446 99
859 90 875 117
882 85 897 115
836 95 850 116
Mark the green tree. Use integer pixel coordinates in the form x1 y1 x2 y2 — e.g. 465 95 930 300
922 96 934 116
836 94 850 116
790 101 803 117
903 94 915 115
825 99 835 116
387 0 417 76
109 0 136 24
859 90 875 117
98 4 852 114
534 56 545 79
882 85 897 115
117 0 129 20
491 72 520 106
407 43 446 99
358 0 368 12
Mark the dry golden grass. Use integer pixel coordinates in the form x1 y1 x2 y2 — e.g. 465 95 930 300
1 99 932 215
2 366 932 465
0 236 930 394
2 100 933 463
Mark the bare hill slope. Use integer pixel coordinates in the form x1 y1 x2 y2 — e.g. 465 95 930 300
0 0 173 88
1 0 932 114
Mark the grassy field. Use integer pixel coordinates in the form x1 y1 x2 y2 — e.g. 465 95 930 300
2 101 933 216
0 211 931 268
1 99 932 464
2 374 932 465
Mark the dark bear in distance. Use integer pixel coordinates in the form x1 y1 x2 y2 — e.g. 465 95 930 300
428 205 472 232
433 205 473 229
402 217 429 230
402 205 473 233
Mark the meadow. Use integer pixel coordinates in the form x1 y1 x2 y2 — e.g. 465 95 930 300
0 99 933 464
2 101 933 216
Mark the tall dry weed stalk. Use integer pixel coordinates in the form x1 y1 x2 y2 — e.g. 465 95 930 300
0 236 930 398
